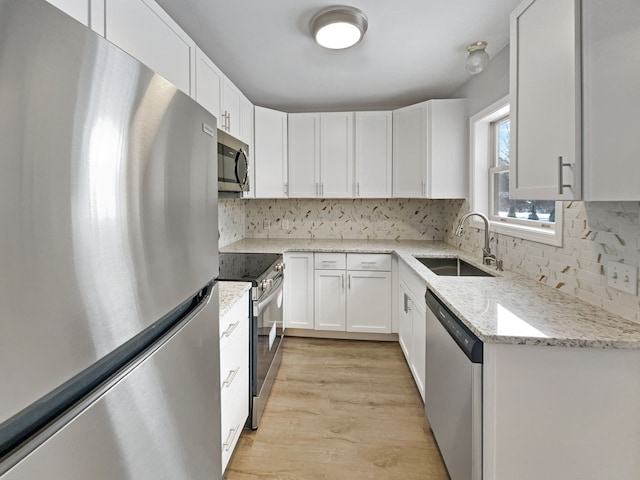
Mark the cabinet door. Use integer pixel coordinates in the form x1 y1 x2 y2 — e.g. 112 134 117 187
284 252 314 330
288 113 320 198
427 99 466 199
239 94 254 149
347 271 391 333
194 47 223 119
398 280 413 362
355 111 392 198
582 0 640 201
393 102 427 197
410 297 426 402
320 112 354 198
314 270 346 331
222 77 242 139
510 0 581 200
45 0 89 25
104 0 196 96
254 106 288 198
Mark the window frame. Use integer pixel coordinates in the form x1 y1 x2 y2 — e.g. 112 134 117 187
468 95 563 247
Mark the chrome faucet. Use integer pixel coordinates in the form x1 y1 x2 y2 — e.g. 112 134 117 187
454 212 503 270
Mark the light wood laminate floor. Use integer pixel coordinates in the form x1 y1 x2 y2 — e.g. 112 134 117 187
225 337 449 479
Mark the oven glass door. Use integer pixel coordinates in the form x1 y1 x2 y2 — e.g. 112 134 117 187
253 275 283 395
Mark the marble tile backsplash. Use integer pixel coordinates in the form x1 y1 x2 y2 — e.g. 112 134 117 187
243 198 464 241
219 197 640 323
218 198 246 247
446 201 640 324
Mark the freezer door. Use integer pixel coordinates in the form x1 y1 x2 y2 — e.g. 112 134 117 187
1 286 221 480
0 0 218 425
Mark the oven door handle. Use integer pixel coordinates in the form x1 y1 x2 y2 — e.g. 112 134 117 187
254 275 284 316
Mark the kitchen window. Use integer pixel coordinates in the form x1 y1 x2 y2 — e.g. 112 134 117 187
469 96 563 246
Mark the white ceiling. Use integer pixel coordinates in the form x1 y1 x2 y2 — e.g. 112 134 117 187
155 0 522 112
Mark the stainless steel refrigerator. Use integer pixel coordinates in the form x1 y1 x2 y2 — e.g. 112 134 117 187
0 0 221 478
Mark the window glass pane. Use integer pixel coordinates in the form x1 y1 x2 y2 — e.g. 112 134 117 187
496 118 510 167
492 171 511 216
490 117 555 224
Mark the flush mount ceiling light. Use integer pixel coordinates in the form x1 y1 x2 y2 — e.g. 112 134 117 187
310 6 368 50
466 41 490 74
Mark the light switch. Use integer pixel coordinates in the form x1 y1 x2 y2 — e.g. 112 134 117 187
607 262 638 295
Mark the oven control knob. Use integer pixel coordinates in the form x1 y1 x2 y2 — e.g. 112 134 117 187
275 262 285 272
260 279 269 290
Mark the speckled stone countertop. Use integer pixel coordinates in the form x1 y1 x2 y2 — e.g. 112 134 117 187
219 281 251 317
222 238 640 349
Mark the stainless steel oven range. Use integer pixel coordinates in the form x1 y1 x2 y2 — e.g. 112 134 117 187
219 252 284 429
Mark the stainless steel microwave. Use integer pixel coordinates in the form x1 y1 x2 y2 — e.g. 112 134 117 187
217 129 249 193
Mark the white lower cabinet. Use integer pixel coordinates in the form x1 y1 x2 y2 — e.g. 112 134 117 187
283 252 314 330
314 268 347 331
219 290 249 474
314 253 391 334
398 259 426 401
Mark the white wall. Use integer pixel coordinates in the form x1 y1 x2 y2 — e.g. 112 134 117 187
455 46 510 117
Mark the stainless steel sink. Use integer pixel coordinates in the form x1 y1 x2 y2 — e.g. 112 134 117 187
414 256 494 277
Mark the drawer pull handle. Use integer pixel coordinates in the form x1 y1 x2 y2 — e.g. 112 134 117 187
221 321 240 338
222 367 240 388
360 261 378 265
223 423 241 451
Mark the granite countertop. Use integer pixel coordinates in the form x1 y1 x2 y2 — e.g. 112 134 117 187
221 238 640 349
219 281 251 317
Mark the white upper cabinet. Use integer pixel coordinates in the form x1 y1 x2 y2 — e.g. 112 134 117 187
393 103 425 197
288 112 354 198
393 99 466 198
355 111 393 198
221 77 242 139
510 0 581 200
239 94 254 148
45 0 89 25
582 0 640 200
195 48 254 147
288 113 320 198
320 112 354 198
253 106 288 198
194 47 223 120
104 0 196 97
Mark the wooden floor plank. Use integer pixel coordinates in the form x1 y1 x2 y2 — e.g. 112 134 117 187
225 337 449 479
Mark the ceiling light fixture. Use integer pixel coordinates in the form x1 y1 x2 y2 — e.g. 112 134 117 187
466 41 490 74
310 6 368 50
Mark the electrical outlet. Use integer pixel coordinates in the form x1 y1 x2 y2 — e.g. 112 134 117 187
281 219 290 230
263 219 270 230
607 262 638 295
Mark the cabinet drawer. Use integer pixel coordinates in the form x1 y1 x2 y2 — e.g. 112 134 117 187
221 366 249 473
314 253 346 270
347 253 391 271
220 320 249 389
220 291 249 351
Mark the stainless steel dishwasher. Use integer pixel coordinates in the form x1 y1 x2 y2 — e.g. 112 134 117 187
425 290 483 480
